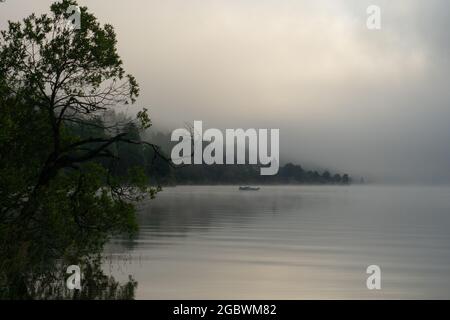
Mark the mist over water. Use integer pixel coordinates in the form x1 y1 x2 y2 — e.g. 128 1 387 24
2 0 450 183
106 185 450 299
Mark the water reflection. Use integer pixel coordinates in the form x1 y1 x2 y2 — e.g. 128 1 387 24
105 185 450 299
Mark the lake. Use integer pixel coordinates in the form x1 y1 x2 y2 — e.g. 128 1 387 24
105 185 450 299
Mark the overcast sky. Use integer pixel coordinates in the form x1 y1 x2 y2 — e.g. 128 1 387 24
1 0 450 183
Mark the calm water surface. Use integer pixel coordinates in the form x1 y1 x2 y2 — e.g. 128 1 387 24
105 185 450 299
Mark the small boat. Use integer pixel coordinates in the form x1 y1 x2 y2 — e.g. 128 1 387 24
239 186 260 191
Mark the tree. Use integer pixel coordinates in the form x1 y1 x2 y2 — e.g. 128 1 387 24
333 174 342 184
322 170 331 181
342 174 350 185
0 0 163 299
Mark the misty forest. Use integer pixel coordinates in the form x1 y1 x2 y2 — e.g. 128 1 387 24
0 1 351 299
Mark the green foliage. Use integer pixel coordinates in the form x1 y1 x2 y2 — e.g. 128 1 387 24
137 108 152 130
0 0 159 299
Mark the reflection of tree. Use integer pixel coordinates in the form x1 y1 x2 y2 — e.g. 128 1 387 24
12 257 137 300
109 188 306 252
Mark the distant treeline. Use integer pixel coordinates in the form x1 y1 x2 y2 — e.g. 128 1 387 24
71 112 351 186
170 163 351 185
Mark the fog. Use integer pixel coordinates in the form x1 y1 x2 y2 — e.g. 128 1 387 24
2 0 450 183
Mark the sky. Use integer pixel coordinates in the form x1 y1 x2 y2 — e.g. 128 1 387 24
1 0 450 183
